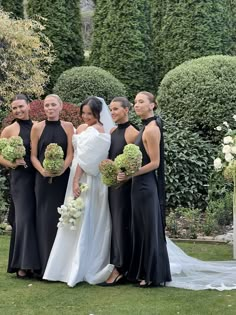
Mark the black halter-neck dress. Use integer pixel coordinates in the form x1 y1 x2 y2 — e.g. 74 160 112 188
108 122 132 275
8 119 40 273
35 120 70 277
127 117 171 285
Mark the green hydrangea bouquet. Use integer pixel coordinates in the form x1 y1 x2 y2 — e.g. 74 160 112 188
0 136 26 165
43 143 64 183
99 144 143 186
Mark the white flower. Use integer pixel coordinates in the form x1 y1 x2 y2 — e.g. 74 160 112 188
215 126 222 131
222 145 231 154
225 153 234 162
79 183 89 192
233 114 236 121
232 146 236 154
223 136 233 144
214 158 223 170
223 121 229 128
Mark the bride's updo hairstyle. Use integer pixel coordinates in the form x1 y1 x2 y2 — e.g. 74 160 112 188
138 91 157 110
80 96 103 125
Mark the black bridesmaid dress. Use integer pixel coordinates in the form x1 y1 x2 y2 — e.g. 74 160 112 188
35 120 70 277
8 119 40 273
128 117 171 285
108 122 132 275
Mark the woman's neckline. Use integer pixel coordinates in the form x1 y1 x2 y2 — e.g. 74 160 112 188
141 116 156 126
117 121 130 129
46 120 60 125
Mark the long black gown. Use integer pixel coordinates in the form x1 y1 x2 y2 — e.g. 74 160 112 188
108 122 132 275
127 117 171 285
8 119 40 273
35 120 70 277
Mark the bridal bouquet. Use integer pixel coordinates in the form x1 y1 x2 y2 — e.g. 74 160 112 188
57 183 89 230
43 143 64 183
114 144 142 176
99 144 143 186
0 136 26 163
214 115 236 257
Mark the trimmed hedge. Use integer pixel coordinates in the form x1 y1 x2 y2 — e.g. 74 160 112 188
157 55 236 144
53 66 127 105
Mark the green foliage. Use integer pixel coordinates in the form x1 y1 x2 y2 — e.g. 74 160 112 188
0 0 24 18
201 209 219 236
27 0 84 87
152 0 236 85
90 0 154 98
158 55 236 144
53 66 127 105
207 192 233 226
0 167 9 223
0 10 53 103
164 118 214 210
166 207 201 239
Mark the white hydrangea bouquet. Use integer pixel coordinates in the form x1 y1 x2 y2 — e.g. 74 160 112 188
214 114 236 257
57 183 89 230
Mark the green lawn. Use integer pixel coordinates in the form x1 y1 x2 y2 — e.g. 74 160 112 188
1 235 236 315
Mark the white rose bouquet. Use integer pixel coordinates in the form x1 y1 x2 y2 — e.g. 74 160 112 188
214 114 236 257
57 183 88 230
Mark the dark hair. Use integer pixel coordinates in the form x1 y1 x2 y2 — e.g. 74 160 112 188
111 97 131 110
80 96 103 124
11 94 30 104
137 91 157 110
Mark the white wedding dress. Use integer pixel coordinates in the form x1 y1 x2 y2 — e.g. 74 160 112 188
43 127 113 286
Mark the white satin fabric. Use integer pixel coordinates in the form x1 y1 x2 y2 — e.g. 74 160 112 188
43 127 113 286
167 237 236 291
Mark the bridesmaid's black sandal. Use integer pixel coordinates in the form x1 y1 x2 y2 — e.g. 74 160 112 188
97 274 125 286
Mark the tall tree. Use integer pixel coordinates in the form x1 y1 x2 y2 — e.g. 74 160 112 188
0 0 24 18
90 0 154 98
152 0 236 85
27 0 84 87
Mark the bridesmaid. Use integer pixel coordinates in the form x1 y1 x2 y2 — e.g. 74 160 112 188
31 94 74 278
101 97 138 285
0 94 40 278
118 91 171 287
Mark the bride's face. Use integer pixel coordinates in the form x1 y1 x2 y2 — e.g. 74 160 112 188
81 104 98 126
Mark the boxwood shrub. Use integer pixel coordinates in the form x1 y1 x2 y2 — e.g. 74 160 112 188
53 66 127 105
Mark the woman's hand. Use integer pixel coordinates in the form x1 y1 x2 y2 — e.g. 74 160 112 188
73 180 81 198
117 172 131 182
12 159 26 168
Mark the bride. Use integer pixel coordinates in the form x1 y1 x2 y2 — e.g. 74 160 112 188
44 95 236 290
43 96 114 286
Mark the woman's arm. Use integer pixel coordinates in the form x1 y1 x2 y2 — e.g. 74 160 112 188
30 122 47 176
61 121 74 173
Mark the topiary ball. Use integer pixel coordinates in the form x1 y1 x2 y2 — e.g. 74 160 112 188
53 66 127 105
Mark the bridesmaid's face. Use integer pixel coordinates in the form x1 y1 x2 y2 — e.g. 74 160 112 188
11 99 30 120
81 104 97 126
44 96 62 121
134 93 154 118
109 101 128 124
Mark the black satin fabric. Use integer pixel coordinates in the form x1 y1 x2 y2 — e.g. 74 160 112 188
8 119 40 273
127 118 171 285
34 120 70 277
108 122 132 274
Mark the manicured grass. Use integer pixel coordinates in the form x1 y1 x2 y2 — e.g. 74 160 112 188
1 235 236 315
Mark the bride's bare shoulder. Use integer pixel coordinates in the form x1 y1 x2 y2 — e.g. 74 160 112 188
76 124 88 134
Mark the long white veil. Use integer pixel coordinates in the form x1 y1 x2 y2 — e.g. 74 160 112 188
97 97 115 133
